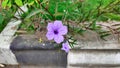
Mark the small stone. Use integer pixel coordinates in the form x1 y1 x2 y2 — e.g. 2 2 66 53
0 64 5 67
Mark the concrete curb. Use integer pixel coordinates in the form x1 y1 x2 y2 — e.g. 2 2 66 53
68 49 120 68
0 5 28 65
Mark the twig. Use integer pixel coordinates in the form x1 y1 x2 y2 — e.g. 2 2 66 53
36 0 55 20
98 24 118 39
14 3 25 13
13 16 19 20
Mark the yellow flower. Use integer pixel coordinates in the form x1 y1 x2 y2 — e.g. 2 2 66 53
38 38 42 43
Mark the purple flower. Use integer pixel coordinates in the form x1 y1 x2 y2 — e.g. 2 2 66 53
61 42 70 53
46 20 68 43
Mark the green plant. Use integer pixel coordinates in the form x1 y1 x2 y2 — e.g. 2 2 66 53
0 9 14 32
2 0 120 47
24 0 120 34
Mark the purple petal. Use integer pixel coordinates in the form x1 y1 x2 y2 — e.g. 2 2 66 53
54 35 64 44
61 48 69 53
47 23 54 31
54 20 63 28
59 26 68 35
46 31 54 40
61 42 70 53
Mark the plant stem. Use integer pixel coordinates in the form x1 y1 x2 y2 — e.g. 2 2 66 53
14 3 25 13
13 16 19 20
36 0 55 20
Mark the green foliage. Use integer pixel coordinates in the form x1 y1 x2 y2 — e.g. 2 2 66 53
0 9 14 32
103 13 120 21
15 0 23 6
2 0 120 21
2 0 9 8
18 0 120 35
2 0 23 8
25 9 48 19
1 0 120 40
0 13 4 24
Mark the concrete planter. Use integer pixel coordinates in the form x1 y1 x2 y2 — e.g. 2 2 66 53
68 49 120 68
10 35 67 68
8 31 120 68
67 31 120 68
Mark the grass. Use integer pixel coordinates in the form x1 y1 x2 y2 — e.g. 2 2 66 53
0 9 14 32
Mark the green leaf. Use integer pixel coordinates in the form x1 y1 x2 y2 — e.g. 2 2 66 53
41 0 49 4
54 12 64 16
91 20 97 29
2 0 9 8
26 9 48 18
15 0 23 6
100 33 110 40
7 1 12 8
28 1 35 6
0 14 4 24
104 13 120 21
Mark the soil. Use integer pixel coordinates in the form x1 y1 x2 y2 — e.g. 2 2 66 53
17 20 120 43
35 27 48 41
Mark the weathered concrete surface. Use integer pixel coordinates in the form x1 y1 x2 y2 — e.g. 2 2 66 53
10 35 67 68
68 31 120 68
10 35 59 50
0 20 21 65
20 65 66 68
0 5 28 65
0 48 18 65
74 30 120 49
0 19 21 65
0 65 19 68
67 66 120 68
13 50 67 68
68 49 120 68
10 35 120 68
0 20 21 49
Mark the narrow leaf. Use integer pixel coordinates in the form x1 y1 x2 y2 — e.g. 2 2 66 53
2 0 8 8
26 9 48 18
15 0 23 6
0 14 4 24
